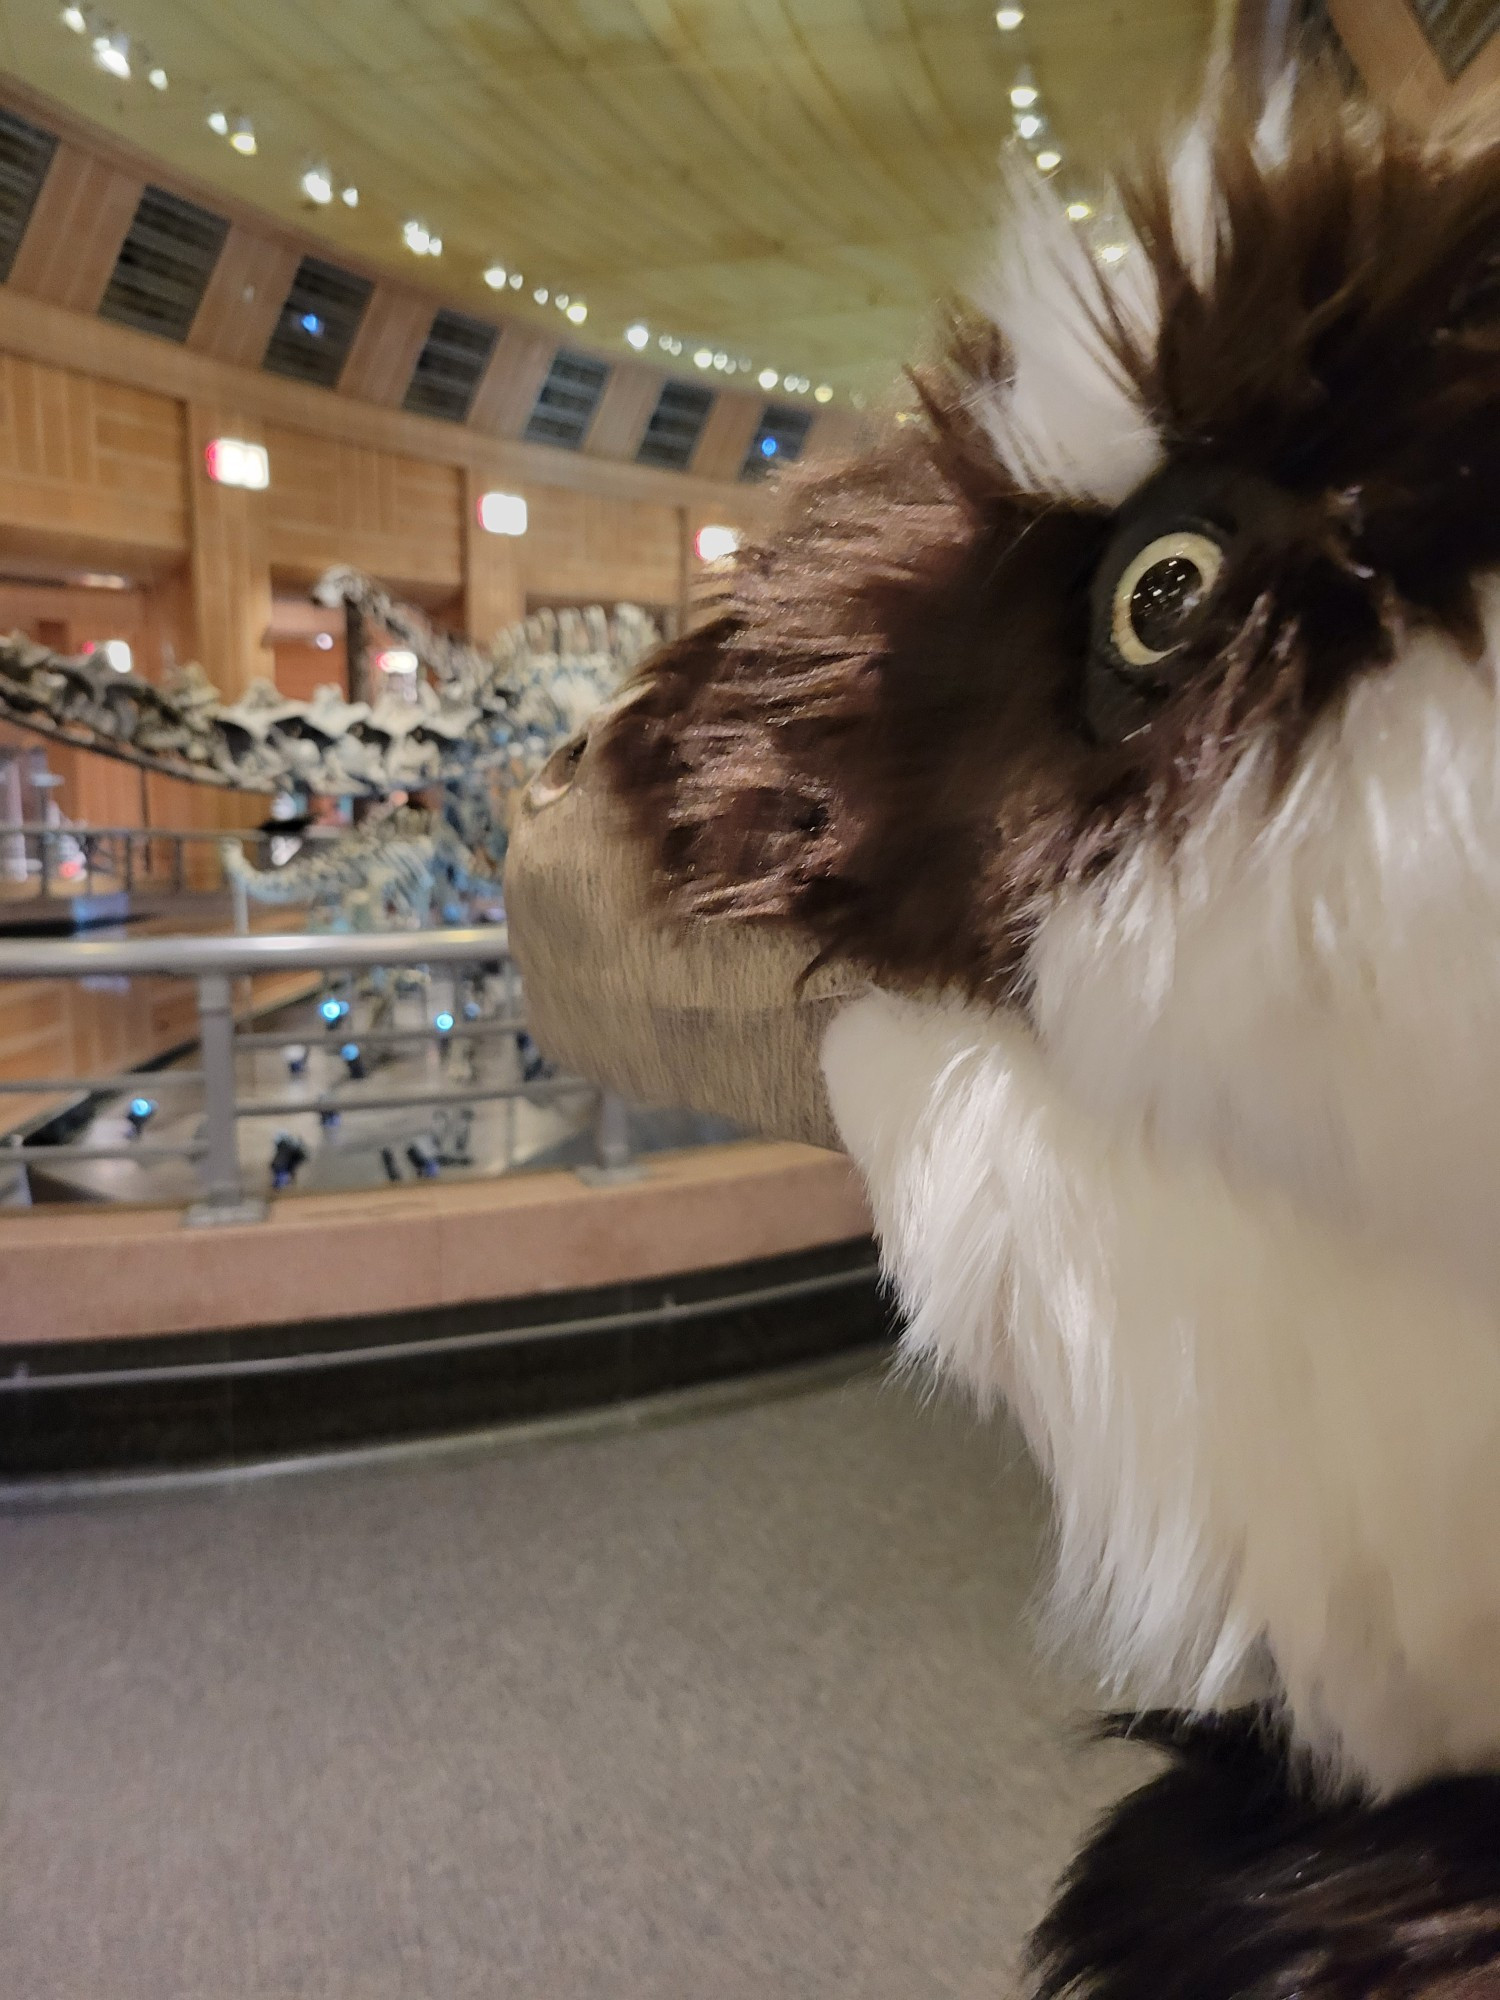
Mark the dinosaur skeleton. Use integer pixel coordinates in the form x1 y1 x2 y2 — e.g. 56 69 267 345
0 567 658 927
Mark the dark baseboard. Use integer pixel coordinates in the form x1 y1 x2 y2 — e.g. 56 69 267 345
0 1237 894 1479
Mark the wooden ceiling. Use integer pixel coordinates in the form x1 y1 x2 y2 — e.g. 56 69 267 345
0 0 1225 400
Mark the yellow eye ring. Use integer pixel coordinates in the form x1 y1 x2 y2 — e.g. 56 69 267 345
1110 530 1224 668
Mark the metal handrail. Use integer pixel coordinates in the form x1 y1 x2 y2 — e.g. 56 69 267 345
0 927 506 978
0 923 637 1223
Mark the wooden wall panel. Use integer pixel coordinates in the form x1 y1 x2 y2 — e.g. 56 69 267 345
1327 0 1500 126
523 487 685 611
584 361 663 462
0 355 186 554
187 225 302 370
469 325 557 440
186 402 274 701
7 143 143 316
462 465 524 643
691 393 763 484
264 423 463 588
338 284 435 407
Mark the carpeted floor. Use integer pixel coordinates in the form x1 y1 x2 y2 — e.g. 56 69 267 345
0 1368 1155 2000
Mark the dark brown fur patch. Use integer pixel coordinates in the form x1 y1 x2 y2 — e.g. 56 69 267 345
603 86 1500 1002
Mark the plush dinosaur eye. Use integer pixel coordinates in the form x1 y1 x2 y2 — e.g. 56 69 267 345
1110 530 1224 668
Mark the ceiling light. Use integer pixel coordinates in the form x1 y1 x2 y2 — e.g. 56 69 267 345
1010 83 1038 109
533 285 548 303
1036 149 1061 172
508 271 522 288
300 165 333 205
1016 113 1042 139
483 263 508 289
299 311 323 336
314 632 334 651
147 64 167 89
566 301 587 323
207 107 228 135
229 116 256 155
404 219 434 255
1098 242 1129 264
814 384 833 403
92 31 130 79
203 437 269 489
60 5 87 31
378 649 418 674
340 184 358 207
694 348 713 369
695 525 740 564
100 638 132 673
996 6 1024 27
427 235 442 256
757 366 778 390
713 351 728 369
1066 200 1093 221
555 293 569 309
625 323 650 350
476 491 528 536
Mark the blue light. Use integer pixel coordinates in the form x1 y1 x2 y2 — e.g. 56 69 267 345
129 1097 154 1120
434 1011 455 1034
319 997 347 1023
340 1042 360 1063
300 312 324 336
760 435 779 457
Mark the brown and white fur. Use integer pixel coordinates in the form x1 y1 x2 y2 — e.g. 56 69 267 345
509 78 1500 1997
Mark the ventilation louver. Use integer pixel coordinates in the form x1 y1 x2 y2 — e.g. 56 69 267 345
0 109 56 286
99 185 228 341
523 348 610 450
741 403 813 481
1410 0 1499 75
636 381 714 471
263 255 372 388
402 308 497 422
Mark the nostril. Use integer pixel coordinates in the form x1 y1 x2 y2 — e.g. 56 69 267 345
527 730 588 810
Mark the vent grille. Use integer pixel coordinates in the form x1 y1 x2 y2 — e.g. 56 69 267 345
741 403 813 481
0 109 56 285
403 307 498 422
523 348 610 450
1410 0 1499 75
99 185 228 342
263 255 372 387
636 380 714 471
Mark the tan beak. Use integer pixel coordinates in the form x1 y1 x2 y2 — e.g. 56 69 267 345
504 696 865 1151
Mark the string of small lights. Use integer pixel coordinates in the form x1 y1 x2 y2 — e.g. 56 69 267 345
991 4 1130 268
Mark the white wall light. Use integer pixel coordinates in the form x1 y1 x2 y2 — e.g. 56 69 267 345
476 491 528 537
101 639 133 673
204 438 270 490
378 649 418 674
694 524 740 564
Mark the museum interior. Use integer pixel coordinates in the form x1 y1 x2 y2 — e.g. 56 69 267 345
0 1 1489 1994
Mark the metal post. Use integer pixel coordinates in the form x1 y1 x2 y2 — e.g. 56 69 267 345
577 1086 643 1187
231 870 249 937
186 971 265 1226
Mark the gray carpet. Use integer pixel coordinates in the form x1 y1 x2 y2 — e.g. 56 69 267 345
0 1370 1156 1999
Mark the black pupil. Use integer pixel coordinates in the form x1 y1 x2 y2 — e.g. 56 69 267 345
1129 554 1204 654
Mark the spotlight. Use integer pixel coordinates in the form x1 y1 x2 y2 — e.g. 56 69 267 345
92 31 130 78
695 524 740 564
814 384 833 403
300 311 324 336
758 367 779 390
433 1011 455 1035
126 1096 156 1135
996 5 1024 25
508 271 523 288
475 490 527 536
1066 200 1093 222
204 437 269 489
625 322 649 350
319 996 349 1026
269 1131 308 1189
147 64 167 89
1011 82 1038 109
566 301 587 324
404 219 437 256
377 649 418 674
1098 242 1129 265
283 1043 309 1075
100 638 132 673
693 348 713 370
405 1139 440 1179
556 293 569 309
229 116 256 156
1016 113 1042 140
483 263 508 289
60 5 87 32
300 165 333 205
340 185 359 207
533 286 549 304
207 108 229 136
339 1042 365 1080
760 436 779 459
1036 149 1061 173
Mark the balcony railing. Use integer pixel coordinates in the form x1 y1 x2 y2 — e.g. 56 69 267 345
0 927 654 1222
